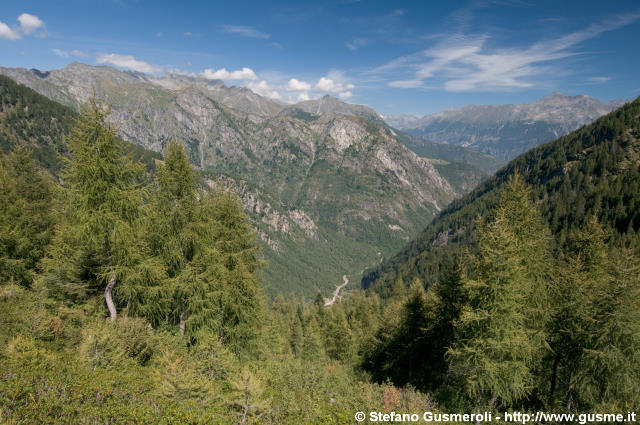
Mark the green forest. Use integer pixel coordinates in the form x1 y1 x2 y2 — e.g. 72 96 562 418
1 73 640 424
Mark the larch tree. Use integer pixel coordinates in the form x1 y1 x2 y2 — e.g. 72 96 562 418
0 144 56 287
447 174 553 408
43 97 144 320
547 216 640 410
145 142 264 349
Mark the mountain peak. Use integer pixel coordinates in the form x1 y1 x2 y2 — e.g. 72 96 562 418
289 95 381 120
540 91 594 103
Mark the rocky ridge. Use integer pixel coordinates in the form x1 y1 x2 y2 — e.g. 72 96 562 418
0 63 459 296
384 92 626 160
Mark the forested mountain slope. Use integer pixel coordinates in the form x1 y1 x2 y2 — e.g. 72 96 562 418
363 97 640 295
0 75 160 174
386 92 625 161
0 65 464 297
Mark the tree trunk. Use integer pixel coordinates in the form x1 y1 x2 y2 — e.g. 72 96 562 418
105 269 117 321
104 233 117 321
240 389 250 424
549 354 560 402
179 306 185 335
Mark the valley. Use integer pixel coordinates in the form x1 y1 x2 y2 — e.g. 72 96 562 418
0 63 482 298
1 2 639 422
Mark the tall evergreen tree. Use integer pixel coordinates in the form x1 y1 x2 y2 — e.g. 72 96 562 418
546 217 640 410
145 142 264 349
41 98 144 320
447 174 552 408
0 144 56 287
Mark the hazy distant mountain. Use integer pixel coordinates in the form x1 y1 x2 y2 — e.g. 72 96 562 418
385 93 626 160
0 63 465 297
364 97 640 295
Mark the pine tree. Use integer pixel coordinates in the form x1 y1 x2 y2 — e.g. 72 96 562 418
447 174 552 408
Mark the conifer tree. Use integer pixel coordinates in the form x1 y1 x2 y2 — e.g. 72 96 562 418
204 186 264 351
42 98 144 320
447 174 552 408
546 217 640 410
0 144 55 287
145 142 263 348
323 304 352 361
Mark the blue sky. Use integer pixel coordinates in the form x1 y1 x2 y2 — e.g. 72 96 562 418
1 0 639 114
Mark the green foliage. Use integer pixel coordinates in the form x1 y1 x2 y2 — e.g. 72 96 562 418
0 144 56 286
0 272 439 424
545 217 640 410
447 175 552 407
363 173 640 412
0 75 74 173
142 142 264 350
392 128 505 174
40 98 146 321
364 96 640 297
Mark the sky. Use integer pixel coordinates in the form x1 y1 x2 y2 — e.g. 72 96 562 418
1 0 639 115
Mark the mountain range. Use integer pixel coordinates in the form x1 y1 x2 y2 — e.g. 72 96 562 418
385 92 626 160
2 62 626 299
364 96 639 295
0 63 478 297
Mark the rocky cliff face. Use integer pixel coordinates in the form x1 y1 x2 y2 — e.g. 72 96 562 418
0 63 459 297
385 93 626 160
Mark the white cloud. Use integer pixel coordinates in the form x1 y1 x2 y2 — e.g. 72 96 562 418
0 22 21 40
245 80 281 100
0 13 46 41
201 68 356 103
96 53 163 73
315 76 355 93
53 48 87 58
200 67 258 81
222 25 270 39
376 11 640 92
287 78 311 91
587 76 611 83
297 92 310 101
346 37 368 51
17 13 44 35
347 37 369 52
388 80 424 88
52 48 69 58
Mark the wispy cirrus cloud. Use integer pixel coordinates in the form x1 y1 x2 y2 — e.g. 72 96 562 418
377 10 640 92
586 76 611 83
53 48 87 58
346 37 368 51
222 25 270 39
96 53 162 73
